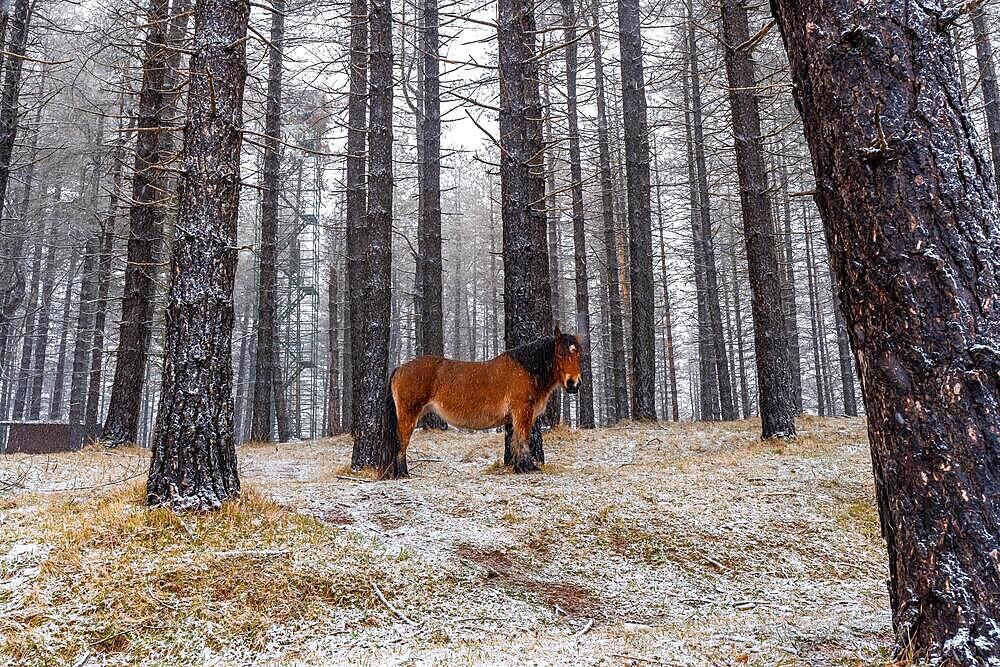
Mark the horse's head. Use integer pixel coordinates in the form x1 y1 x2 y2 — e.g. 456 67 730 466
553 325 582 394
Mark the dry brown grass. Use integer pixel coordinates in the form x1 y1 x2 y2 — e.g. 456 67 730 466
1 483 388 664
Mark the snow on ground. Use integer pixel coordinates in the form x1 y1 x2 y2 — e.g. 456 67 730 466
0 416 893 665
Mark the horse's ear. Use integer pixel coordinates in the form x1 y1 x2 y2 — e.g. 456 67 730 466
554 323 562 340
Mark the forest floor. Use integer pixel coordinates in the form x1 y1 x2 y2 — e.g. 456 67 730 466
0 416 894 666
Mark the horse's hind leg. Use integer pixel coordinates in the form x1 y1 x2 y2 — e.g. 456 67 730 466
511 407 540 473
394 404 418 478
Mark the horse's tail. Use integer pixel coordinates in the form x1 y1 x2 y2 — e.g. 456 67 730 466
380 369 402 478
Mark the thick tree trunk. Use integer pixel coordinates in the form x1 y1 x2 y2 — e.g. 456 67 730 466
562 0 594 427
499 0 544 469
772 1 1000 659
344 0 367 436
250 0 284 443
147 0 249 510
103 0 170 446
588 5 629 422
719 0 796 438
351 0 394 473
972 5 1000 185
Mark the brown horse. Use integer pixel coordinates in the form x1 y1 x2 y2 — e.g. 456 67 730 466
380 326 582 477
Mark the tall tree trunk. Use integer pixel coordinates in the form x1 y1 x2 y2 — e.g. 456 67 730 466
654 154 679 422
344 0 367 435
804 221 824 415
250 0 284 443
499 0 544 470
351 0 394 473
147 0 249 510
772 2 1000 658
972 5 1000 184
618 0 656 420
562 0 595 427
418 0 443 364
588 3 629 422
719 0 796 438
103 0 170 445
27 218 62 420
729 225 750 417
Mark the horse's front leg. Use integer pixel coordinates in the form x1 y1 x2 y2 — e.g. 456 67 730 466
511 407 540 473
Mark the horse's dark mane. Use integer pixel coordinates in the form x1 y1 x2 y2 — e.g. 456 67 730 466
504 334 576 386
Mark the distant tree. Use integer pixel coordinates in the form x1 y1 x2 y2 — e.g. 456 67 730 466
772 0 1000 660
561 0 594 428
147 0 249 509
972 4 1000 183
250 0 285 443
719 0 796 438
103 0 171 446
587 4 629 423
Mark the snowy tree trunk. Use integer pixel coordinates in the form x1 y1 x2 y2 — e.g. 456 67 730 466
772 0 1000 659
351 0 394 473
344 0 367 435
719 0 796 438
147 0 249 510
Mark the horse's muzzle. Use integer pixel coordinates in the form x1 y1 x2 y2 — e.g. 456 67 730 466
565 379 580 394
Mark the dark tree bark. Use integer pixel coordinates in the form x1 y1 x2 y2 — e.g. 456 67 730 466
588 4 629 422
415 0 446 430
972 4 1000 185
772 0 1000 659
418 0 443 362
344 0 367 436
103 0 170 446
0 0 31 373
351 0 394 473
250 0 284 443
615 0 656 421
719 0 796 438
147 0 249 510
0 0 29 225
499 0 544 469
562 0 595 428
653 154 679 422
